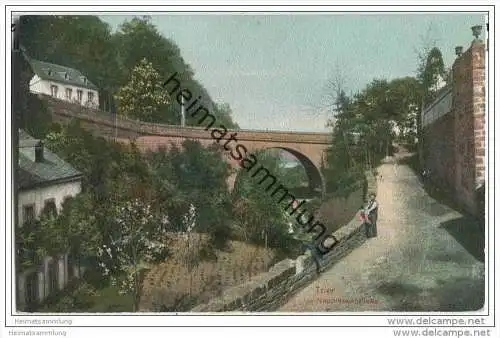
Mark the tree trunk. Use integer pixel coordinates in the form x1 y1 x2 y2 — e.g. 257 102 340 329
132 245 139 312
188 232 192 297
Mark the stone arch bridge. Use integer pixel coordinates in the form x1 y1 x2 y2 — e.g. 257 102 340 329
44 95 332 197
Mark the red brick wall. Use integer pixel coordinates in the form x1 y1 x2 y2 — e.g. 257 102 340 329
453 44 476 213
423 40 485 215
472 42 486 187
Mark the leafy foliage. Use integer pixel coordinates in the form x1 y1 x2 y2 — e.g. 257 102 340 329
420 47 448 105
55 194 103 260
323 75 423 194
97 198 168 311
212 103 240 129
15 219 48 271
232 150 298 253
40 282 98 312
279 163 309 188
147 140 234 249
115 58 171 121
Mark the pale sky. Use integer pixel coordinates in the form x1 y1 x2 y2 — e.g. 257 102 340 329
100 13 485 132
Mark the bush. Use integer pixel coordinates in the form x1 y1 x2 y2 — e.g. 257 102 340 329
325 166 365 198
150 289 199 312
40 282 97 312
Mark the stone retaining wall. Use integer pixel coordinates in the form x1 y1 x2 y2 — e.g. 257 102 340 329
422 40 485 215
191 171 376 312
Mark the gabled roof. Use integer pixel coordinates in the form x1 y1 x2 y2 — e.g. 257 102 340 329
18 130 83 190
28 58 99 91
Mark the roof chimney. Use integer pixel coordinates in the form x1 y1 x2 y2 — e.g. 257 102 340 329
35 141 44 162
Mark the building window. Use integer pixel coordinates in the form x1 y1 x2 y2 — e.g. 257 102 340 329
77 90 83 103
65 88 72 100
87 91 94 103
22 204 35 225
62 196 73 209
25 271 39 306
42 199 57 218
50 85 58 98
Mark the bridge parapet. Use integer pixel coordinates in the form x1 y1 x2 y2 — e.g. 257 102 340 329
42 94 331 144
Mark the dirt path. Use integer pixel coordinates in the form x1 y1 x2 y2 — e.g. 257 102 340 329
279 158 484 312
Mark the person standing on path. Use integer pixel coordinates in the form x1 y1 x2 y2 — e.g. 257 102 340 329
302 242 322 274
365 192 379 238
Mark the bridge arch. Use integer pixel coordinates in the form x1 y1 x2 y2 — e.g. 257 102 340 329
228 146 326 199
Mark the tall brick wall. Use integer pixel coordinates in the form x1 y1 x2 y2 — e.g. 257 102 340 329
453 44 477 212
423 39 485 215
472 42 486 187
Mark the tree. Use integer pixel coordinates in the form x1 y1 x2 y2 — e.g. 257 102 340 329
323 63 350 128
232 150 296 252
15 218 48 271
147 140 234 249
181 203 197 296
322 75 424 193
415 46 448 167
413 25 442 161
386 77 423 145
112 16 204 125
280 164 308 188
420 47 447 105
98 198 169 312
52 193 103 275
212 103 240 129
42 122 161 283
115 58 171 122
112 16 192 84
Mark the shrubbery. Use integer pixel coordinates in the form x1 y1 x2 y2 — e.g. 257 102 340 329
23 122 301 311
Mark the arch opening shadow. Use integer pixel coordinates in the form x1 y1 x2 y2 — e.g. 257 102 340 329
231 147 326 200
276 147 326 199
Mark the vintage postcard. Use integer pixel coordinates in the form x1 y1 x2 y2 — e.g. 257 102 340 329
4 4 496 337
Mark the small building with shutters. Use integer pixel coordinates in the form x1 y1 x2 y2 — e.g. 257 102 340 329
28 58 99 109
16 129 83 311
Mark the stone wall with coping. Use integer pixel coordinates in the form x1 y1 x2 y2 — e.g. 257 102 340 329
191 171 376 312
43 94 332 144
423 39 485 216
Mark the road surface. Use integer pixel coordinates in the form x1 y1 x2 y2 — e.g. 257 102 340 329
280 156 485 311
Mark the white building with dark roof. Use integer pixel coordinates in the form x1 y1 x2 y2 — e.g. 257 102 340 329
17 130 83 311
28 58 99 109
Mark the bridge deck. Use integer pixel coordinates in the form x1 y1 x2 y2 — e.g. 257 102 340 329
42 94 332 144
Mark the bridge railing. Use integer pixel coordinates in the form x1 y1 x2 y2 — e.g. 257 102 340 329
43 94 332 143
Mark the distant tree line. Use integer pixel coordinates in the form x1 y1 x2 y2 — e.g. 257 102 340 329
323 44 448 194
